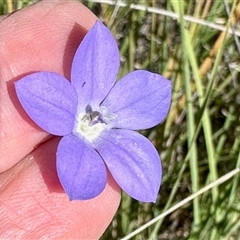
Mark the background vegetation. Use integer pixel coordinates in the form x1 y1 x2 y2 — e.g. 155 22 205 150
2 0 240 239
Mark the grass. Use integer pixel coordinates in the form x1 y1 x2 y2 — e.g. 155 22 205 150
2 0 240 239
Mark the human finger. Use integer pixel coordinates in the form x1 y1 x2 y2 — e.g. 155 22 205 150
0 0 97 172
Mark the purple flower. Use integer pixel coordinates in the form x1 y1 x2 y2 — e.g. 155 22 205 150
15 21 171 202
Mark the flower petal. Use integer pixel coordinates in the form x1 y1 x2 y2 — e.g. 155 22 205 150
93 129 162 202
56 134 107 200
102 70 171 130
15 72 78 136
71 21 120 110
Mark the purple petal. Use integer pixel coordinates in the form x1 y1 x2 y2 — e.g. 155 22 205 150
15 72 78 136
93 129 162 202
71 21 120 110
102 70 171 130
56 134 107 200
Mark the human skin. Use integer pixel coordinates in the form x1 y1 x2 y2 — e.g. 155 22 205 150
0 0 121 238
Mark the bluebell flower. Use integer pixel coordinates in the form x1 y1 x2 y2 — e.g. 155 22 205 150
15 21 171 202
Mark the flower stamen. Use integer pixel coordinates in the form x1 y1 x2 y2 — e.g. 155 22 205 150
73 105 116 142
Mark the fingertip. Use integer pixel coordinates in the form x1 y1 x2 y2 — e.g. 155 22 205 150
0 0 98 172
0 137 121 239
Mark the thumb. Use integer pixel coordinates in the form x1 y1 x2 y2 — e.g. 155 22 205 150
0 137 121 239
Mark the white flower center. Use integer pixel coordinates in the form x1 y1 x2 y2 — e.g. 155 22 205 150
73 105 116 142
